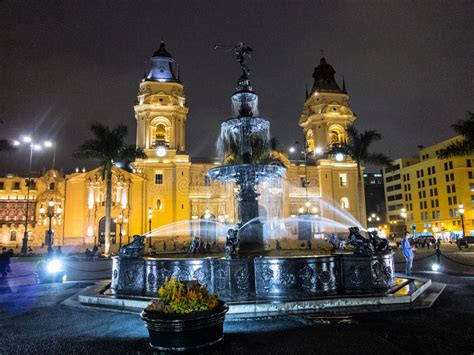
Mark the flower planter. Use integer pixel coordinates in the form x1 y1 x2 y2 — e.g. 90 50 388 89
140 300 229 351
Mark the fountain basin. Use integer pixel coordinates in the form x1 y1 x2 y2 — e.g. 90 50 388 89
111 253 395 302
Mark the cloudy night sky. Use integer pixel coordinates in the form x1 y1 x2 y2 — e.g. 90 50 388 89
0 0 473 174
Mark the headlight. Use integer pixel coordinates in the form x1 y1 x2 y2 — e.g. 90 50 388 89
47 259 63 273
431 263 440 272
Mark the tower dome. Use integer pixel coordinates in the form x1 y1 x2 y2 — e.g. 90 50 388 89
311 57 342 94
145 41 178 82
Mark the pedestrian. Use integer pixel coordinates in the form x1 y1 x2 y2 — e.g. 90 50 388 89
402 231 414 276
0 247 9 278
92 244 98 256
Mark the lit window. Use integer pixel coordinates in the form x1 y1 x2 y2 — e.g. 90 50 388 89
155 173 163 185
340 197 349 209
339 173 348 187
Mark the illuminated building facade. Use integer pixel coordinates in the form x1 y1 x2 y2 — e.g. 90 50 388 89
384 137 474 237
0 43 365 248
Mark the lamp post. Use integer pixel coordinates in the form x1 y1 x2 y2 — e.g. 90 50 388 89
40 198 62 255
114 212 127 249
459 204 465 238
13 136 53 254
400 208 407 235
367 213 381 229
148 207 153 248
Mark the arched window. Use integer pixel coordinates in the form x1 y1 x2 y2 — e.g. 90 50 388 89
328 125 345 147
306 130 314 153
49 182 56 190
10 230 17 241
154 124 167 147
340 197 349 210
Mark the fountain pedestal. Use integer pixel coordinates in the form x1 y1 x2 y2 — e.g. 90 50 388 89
238 183 265 255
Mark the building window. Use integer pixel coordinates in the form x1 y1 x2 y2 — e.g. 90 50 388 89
469 171 474 179
10 231 17 241
449 161 453 169
13 182 20 190
445 174 450 182
452 184 456 193
0 182 4 190
49 182 55 190
155 173 163 185
339 173 348 187
448 197 452 205
468 159 472 167
340 197 349 209
453 196 457 205
447 185 451 193
204 175 211 186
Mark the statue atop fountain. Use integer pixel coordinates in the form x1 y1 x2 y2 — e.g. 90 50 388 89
209 43 286 256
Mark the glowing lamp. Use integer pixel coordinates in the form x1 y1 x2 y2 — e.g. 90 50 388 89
335 153 344 161
156 146 167 157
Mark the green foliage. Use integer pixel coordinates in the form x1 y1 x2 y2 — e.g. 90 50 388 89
73 121 147 168
344 125 392 167
438 111 474 159
146 277 219 314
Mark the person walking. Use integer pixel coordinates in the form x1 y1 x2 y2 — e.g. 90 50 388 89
402 231 414 276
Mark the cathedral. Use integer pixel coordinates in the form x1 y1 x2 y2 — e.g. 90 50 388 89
0 42 365 249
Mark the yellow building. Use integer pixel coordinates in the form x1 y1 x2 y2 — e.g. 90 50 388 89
0 43 365 249
384 136 473 237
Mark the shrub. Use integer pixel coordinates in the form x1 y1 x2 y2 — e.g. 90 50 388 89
146 277 219 314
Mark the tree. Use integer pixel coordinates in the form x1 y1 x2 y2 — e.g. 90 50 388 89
438 111 474 158
343 125 392 224
73 122 147 254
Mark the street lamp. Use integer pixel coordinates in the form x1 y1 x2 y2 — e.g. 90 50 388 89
114 212 128 249
367 213 381 229
148 207 153 247
15 136 54 254
400 208 407 234
40 198 62 255
459 203 465 238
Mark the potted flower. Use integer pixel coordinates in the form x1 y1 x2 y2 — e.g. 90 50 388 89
140 277 229 351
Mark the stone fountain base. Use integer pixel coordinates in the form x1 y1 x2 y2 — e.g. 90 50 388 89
110 253 395 302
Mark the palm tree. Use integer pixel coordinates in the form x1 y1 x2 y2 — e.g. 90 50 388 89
438 111 474 158
73 121 147 254
343 125 392 224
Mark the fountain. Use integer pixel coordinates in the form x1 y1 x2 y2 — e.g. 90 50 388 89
209 42 285 255
92 44 438 316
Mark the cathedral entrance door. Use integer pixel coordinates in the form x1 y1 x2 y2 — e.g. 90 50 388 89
98 216 117 245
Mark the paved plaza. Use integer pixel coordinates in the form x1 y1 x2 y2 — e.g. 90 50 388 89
0 246 473 354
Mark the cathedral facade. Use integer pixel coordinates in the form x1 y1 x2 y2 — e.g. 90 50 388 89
0 43 365 248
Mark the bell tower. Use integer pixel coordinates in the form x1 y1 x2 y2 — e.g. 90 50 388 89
134 41 188 154
299 57 356 156
133 42 191 232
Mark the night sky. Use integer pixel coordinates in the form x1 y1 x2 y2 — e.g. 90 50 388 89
1 0 473 175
